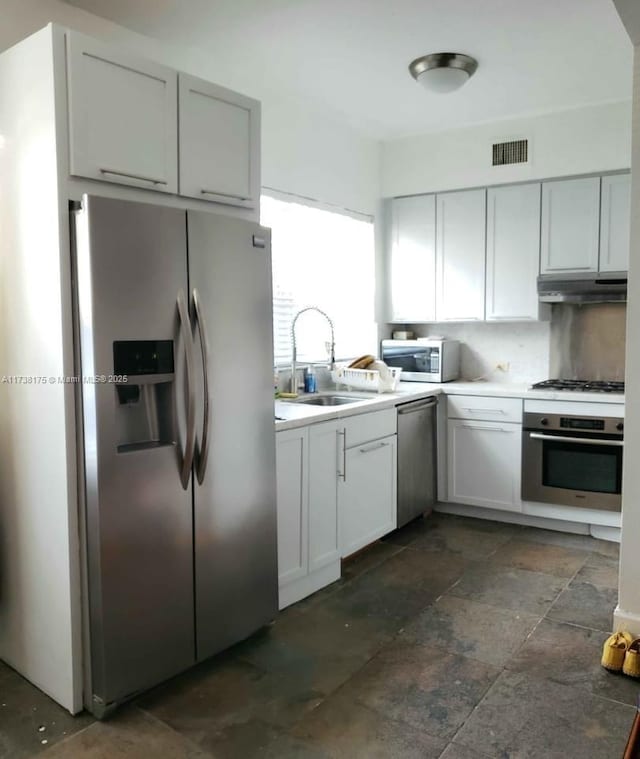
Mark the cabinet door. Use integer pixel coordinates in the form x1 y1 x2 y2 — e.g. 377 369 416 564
308 420 340 572
179 73 260 208
486 183 542 320
600 174 631 272
447 419 521 512
276 428 308 586
339 434 397 557
388 196 436 322
540 177 600 273
436 189 486 320
66 31 177 193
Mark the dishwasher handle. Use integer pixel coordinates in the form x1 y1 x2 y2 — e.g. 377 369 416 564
397 398 438 415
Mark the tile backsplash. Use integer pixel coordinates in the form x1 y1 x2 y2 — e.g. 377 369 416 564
399 321 551 384
392 303 627 385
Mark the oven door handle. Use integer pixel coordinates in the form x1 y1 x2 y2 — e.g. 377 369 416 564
528 432 624 447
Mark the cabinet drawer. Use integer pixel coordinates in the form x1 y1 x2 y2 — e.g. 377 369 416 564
447 395 522 423
342 408 397 448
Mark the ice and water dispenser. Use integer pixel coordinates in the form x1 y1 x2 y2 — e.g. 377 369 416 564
113 340 176 453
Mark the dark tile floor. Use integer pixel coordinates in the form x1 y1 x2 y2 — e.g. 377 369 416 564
0 513 635 758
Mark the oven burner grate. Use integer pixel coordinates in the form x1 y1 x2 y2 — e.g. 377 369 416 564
531 379 625 394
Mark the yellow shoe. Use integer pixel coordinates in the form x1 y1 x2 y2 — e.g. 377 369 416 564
623 639 640 677
602 631 633 672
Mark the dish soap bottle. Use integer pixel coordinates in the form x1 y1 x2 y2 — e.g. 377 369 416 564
304 365 317 393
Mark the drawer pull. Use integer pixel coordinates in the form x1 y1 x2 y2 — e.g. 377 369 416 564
460 424 510 432
463 407 506 414
201 189 251 201
359 441 389 454
99 167 168 185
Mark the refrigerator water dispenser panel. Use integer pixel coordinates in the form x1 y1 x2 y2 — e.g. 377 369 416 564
114 340 174 376
113 340 176 453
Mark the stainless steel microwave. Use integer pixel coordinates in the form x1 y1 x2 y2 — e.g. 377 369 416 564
381 339 460 383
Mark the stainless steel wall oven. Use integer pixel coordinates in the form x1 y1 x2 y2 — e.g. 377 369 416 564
522 411 623 512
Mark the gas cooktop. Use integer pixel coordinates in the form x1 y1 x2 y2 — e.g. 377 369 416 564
530 379 625 394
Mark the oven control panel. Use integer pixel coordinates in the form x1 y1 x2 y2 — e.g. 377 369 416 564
524 412 624 437
560 417 605 431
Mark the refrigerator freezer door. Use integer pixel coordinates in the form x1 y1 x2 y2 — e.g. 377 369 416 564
75 195 195 714
187 211 278 661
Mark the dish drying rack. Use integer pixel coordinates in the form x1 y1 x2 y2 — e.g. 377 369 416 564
331 366 402 393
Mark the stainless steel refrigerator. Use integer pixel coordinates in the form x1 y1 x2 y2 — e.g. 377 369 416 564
73 194 277 717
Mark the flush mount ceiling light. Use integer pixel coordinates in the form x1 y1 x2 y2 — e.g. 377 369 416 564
409 52 478 94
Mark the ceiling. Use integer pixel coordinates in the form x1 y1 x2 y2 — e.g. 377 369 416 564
614 0 640 44
62 0 633 139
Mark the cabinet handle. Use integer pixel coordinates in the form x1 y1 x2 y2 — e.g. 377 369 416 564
338 429 346 481
99 167 168 185
463 408 506 414
201 189 251 201
489 316 534 321
459 424 509 432
359 441 390 454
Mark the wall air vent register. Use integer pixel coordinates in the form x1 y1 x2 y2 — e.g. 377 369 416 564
492 138 529 166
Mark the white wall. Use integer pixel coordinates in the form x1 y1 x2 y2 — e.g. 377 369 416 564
616 44 640 634
382 101 631 198
0 0 380 216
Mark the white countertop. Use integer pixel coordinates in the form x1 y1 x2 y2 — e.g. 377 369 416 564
442 381 626 405
275 385 441 431
275 380 625 431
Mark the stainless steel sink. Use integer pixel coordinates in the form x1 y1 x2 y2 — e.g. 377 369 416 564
293 394 370 406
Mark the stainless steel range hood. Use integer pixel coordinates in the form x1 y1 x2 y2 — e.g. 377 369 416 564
538 272 627 304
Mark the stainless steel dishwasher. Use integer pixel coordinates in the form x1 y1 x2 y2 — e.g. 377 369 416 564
397 396 437 528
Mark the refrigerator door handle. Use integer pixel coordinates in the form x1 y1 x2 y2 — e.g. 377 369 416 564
177 289 196 489
192 288 211 485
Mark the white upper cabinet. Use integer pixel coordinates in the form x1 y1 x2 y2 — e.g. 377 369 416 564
436 189 486 320
540 177 600 273
66 32 178 193
599 174 631 272
388 195 436 322
178 74 260 208
486 183 543 321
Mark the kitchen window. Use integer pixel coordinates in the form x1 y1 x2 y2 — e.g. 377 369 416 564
261 193 376 365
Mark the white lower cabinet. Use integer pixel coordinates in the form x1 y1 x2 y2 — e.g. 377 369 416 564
308 421 341 573
447 418 522 512
276 427 308 589
276 420 341 609
339 434 397 558
276 408 398 606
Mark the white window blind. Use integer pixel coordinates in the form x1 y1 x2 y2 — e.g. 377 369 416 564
261 194 376 365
